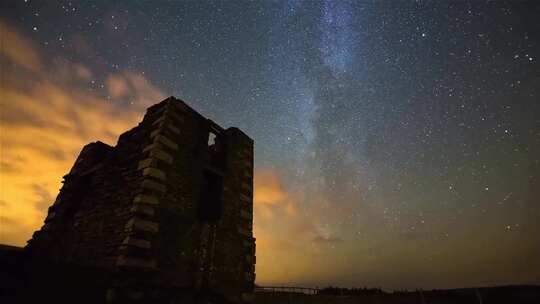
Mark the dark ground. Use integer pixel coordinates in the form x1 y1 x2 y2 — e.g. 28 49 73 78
253 286 540 304
2 245 539 303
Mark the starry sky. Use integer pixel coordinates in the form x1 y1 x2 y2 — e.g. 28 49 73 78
1 0 539 290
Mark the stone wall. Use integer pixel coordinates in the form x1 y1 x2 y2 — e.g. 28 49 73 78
25 96 255 303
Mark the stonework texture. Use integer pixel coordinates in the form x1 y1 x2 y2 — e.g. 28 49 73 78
25 97 256 303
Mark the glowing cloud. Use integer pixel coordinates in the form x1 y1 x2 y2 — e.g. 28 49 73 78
0 20 42 71
254 169 287 205
253 169 297 218
0 20 164 246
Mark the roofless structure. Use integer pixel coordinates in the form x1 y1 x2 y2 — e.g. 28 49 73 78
26 97 256 303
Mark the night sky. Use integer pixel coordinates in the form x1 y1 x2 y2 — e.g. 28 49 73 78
1 0 539 290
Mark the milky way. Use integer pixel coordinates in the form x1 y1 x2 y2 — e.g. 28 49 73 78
1 0 539 289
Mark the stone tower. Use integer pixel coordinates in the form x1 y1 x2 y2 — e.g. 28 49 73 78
26 97 256 302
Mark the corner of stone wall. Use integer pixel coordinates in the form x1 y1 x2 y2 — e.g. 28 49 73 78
25 141 113 258
110 99 188 302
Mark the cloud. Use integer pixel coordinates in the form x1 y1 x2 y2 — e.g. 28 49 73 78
0 20 165 246
251 168 336 285
75 64 92 80
49 58 95 83
0 20 42 71
105 71 165 107
254 169 288 205
253 169 297 218
106 74 129 98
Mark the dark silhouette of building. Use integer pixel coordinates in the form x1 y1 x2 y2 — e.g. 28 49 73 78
24 96 256 303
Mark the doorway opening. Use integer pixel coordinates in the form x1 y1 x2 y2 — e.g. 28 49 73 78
198 170 223 222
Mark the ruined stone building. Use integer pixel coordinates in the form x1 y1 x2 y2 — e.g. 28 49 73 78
25 97 255 302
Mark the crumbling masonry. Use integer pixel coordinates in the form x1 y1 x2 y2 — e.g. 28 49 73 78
26 97 256 302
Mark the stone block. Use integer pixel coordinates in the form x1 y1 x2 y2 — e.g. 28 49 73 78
142 167 166 180
150 128 161 139
241 181 252 191
154 135 179 150
240 209 252 220
125 217 159 233
152 116 166 126
133 194 160 205
137 158 156 170
238 227 251 237
127 290 144 300
122 236 152 249
167 124 180 134
143 143 160 153
130 204 155 216
244 272 255 281
166 108 185 124
241 292 255 302
149 149 174 164
141 179 166 193
242 159 253 169
116 256 157 269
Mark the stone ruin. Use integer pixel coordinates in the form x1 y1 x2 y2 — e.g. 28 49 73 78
23 96 256 303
